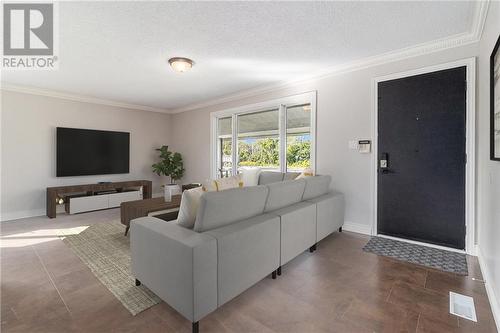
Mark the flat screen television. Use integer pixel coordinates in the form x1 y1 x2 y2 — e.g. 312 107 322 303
56 127 130 177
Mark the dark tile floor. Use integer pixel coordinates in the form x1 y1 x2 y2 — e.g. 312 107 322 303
1 209 497 332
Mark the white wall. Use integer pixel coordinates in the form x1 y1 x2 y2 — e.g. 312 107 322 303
477 1 500 329
171 43 479 232
0 91 172 221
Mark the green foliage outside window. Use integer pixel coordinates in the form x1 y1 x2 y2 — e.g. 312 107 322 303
222 139 232 156
286 138 311 169
239 137 280 167
220 136 310 169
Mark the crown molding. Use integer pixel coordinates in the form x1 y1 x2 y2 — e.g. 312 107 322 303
171 1 489 114
0 83 172 114
171 32 478 114
0 2 489 116
471 0 490 41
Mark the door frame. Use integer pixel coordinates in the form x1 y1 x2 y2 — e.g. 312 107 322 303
371 58 476 255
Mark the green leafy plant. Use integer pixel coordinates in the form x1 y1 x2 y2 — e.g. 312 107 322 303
152 145 185 184
231 137 310 169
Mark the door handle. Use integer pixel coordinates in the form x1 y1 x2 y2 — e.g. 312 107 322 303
379 153 389 173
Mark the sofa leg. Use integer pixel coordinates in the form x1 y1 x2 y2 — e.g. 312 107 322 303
192 321 199 333
271 270 277 279
339 226 343 232
124 226 130 236
277 266 282 276
135 279 141 286
309 244 317 253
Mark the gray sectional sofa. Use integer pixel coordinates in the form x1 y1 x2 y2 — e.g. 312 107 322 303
130 172 345 333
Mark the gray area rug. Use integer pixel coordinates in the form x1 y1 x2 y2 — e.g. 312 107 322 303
363 236 468 275
58 221 161 315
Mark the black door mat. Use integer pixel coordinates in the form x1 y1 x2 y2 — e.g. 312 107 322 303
363 236 468 275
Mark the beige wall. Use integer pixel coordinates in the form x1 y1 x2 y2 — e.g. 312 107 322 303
171 43 479 232
0 91 172 221
477 1 500 326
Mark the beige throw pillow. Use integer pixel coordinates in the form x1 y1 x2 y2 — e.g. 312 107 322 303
296 168 315 179
176 186 204 229
202 175 243 192
215 174 243 191
202 179 217 192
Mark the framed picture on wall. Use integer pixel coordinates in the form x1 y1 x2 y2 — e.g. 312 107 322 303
491 35 500 161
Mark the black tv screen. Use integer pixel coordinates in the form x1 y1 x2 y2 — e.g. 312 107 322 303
56 127 130 177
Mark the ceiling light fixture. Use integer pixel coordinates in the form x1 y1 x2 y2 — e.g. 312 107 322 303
168 57 194 73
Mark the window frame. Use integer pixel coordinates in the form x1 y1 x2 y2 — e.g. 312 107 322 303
210 91 317 178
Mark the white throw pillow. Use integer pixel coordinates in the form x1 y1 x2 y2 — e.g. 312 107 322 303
239 167 262 187
176 187 204 229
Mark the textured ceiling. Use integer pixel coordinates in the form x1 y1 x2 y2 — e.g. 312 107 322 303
1 1 477 112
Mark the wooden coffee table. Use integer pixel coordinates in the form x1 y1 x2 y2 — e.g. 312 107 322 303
121 195 181 235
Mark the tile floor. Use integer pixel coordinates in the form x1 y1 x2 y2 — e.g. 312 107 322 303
1 209 497 332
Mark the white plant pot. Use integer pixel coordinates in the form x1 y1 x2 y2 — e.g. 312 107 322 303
164 184 181 202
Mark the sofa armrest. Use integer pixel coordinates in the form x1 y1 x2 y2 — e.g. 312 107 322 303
204 214 280 305
130 217 217 322
306 191 345 242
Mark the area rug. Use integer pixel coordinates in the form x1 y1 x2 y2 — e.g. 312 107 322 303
57 221 161 315
363 236 468 275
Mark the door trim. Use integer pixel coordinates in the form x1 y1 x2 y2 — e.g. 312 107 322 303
371 58 476 255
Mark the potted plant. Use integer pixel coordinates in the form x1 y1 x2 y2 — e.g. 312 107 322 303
152 145 185 201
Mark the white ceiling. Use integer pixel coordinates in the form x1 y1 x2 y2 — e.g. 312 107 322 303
1 1 480 113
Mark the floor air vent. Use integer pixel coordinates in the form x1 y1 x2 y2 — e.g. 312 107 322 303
449 291 477 322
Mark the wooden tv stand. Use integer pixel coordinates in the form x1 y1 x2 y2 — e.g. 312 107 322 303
46 180 152 218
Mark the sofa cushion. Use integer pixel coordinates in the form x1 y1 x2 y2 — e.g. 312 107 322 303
258 171 284 185
267 201 316 265
302 175 332 200
264 179 306 212
194 186 269 232
283 172 300 181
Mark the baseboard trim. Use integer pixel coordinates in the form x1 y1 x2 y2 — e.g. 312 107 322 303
342 221 372 235
477 245 500 332
0 209 45 222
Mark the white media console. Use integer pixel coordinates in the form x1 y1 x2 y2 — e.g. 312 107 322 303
68 190 143 214
47 180 153 218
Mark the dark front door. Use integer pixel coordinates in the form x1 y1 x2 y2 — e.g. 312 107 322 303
377 66 466 250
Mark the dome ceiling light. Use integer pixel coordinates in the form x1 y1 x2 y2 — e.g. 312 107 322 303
168 57 194 73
